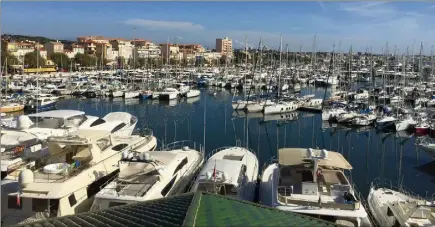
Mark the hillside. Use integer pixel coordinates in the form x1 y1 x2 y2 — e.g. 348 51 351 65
1 33 75 45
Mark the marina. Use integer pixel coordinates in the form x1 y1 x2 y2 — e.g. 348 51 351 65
2 1 435 226
2 82 435 226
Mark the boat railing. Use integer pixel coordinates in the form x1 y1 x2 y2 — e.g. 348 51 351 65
370 178 423 200
276 186 361 211
98 172 120 191
0 148 24 161
206 141 257 160
133 127 153 137
352 182 378 227
160 140 204 154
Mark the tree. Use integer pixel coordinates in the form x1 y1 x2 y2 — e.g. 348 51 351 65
1 50 20 66
74 53 96 67
169 58 178 65
138 58 146 68
50 52 70 68
219 56 229 65
24 50 47 68
127 57 143 68
96 56 108 68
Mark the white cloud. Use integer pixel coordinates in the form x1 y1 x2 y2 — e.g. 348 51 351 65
338 2 393 18
317 1 326 12
123 19 204 31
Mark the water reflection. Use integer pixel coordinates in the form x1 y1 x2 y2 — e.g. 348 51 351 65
54 88 435 198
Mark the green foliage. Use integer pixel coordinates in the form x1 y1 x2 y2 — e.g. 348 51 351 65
127 57 142 68
96 56 108 67
220 56 228 65
50 52 70 68
117 56 126 67
137 58 146 68
1 34 74 46
74 53 96 67
24 50 47 68
1 50 20 66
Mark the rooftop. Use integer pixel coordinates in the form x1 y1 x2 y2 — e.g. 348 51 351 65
15 192 338 227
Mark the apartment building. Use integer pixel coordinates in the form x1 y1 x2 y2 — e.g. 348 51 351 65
35 46 47 59
96 43 115 61
178 44 205 60
44 41 64 56
64 44 85 59
14 42 36 60
216 37 233 57
1 39 17 53
160 44 183 60
203 51 222 61
132 39 161 59
77 36 109 44
110 38 133 60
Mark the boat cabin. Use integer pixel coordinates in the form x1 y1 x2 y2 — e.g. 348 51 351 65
195 159 247 198
91 150 199 211
276 148 360 211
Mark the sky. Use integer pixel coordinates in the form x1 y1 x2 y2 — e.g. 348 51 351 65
2 1 435 53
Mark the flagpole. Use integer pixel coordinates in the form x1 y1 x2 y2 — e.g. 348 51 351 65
213 159 216 194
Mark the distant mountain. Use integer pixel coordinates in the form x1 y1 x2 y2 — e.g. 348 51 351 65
1 33 75 45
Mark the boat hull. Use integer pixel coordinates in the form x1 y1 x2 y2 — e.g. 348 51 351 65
25 101 57 112
1 104 25 113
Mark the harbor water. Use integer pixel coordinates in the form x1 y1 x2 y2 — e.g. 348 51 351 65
56 87 435 198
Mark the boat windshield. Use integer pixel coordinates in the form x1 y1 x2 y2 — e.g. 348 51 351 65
29 115 87 129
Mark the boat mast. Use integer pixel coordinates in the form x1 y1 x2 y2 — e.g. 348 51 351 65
278 34 282 98
36 41 40 116
431 45 434 78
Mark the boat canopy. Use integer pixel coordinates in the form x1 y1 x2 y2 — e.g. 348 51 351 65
278 148 353 170
28 110 85 119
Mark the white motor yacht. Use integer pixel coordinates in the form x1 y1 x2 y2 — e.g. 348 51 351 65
375 116 397 130
90 141 204 211
159 88 179 100
124 91 140 99
186 89 200 98
260 148 372 226
1 129 156 225
190 146 259 202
